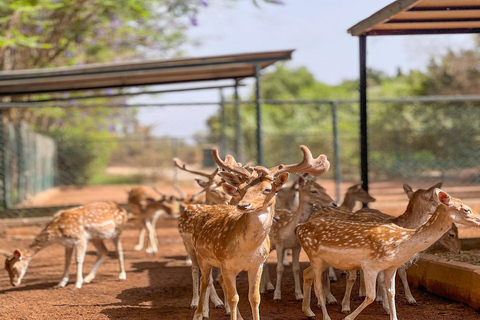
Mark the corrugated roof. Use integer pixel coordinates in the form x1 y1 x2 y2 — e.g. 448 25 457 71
348 0 480 36
0 50 294 96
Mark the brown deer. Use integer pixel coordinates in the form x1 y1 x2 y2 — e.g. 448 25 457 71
128 186 176 254
180 145 330 320
309 182 442 310
5 202 127 289
326 182 376 282
266 176 336 301
297 188 480 320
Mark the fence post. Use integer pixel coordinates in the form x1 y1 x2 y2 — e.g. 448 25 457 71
331 102 342 204
0 111 7 209
220 89 227 157
255 63 263 166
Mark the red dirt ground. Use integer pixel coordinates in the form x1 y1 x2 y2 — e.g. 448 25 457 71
1 181 480 319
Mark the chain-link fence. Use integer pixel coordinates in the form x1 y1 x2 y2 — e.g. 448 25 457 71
1 96 479 218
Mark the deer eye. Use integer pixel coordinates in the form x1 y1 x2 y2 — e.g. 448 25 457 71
310 190 319 194
464 208 472 214
449 233 455 238
264 188 272 194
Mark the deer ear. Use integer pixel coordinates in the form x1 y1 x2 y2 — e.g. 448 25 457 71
195 179 207 188
13 250 22 260
298 176 306 188
222 184 239 197
435 189 451 206
403 184 414 199
274 173 290 190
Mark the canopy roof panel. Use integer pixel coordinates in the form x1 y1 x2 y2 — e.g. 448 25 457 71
0 50 294 96
348 0 480 36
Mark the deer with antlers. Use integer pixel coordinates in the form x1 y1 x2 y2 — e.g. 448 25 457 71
297 188 480 320
263 176 336 301
180 145 330 320
128 186 177 254
5 202 127 289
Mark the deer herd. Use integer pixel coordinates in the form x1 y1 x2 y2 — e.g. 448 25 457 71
3 145 480 320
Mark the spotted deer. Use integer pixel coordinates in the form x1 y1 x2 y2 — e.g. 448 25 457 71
326 182 376 282
265 176 336 301
297 189 480 320
128 186 176 254
180 145 330 320
308 182 441 307
5 202 127 290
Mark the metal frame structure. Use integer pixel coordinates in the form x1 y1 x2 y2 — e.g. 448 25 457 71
348 0 480 191
0 50 293 210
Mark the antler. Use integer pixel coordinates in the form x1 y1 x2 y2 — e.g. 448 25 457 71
271 145 330 177
211 149 252 179
173 157 219 182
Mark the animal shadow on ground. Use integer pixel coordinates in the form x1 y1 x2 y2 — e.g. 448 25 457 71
101 260 202 319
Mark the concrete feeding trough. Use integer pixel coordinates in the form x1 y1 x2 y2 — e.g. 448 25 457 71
407 237 480 310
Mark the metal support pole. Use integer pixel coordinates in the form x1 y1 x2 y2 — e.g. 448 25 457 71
331 102 342 204
359 35 369 194
255 63 263 166
220 89 227 157
0 111 7 209
234 80 243 163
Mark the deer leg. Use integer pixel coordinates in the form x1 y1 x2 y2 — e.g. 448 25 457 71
221 269 242 320
260 261 274 293
359 269 365 297
291 246 303 300
383 267 399 320
185 245 200 309
376 271 390 314
328 266 338 282
321 269 338 305
73 239 88 289
133 226 146 251
113 236 126 281
218 274 231 315
302 266 316 318
313 261 332 320
341 270 357 313
145 220 158 254
208 269 224 308
194 262 213 320
273 246 286 300
55 246 74 288
84 239 108 284
248 264 263 320
398 266 417 305
344 269 379 320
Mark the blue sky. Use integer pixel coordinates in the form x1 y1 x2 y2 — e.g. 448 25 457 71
135 0 475 138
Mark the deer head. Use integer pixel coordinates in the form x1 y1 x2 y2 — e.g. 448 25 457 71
5 250 27 287
213 145 330 206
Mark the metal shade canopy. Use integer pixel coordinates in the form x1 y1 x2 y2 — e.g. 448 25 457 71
348 0 480 36
0 50 294 96
348 0 480 193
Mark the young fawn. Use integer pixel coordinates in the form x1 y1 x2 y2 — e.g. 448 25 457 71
181 145 330 320
5 202 127 289
128 186 176 254
297 188 480 320
267 176 336 301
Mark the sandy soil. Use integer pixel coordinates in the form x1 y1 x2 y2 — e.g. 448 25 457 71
0 219 479 319
1 181 480 319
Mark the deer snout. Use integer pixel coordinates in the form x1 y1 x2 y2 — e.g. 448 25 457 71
237 203 251 211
